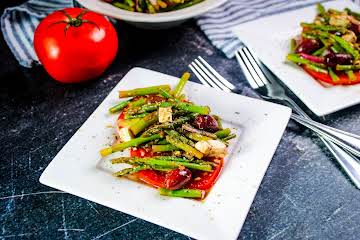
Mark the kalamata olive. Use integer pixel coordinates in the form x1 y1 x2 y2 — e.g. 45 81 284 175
350 23 360 35
193 115 219 132
165 168 192 190
324 52 353 67
296 39 321 54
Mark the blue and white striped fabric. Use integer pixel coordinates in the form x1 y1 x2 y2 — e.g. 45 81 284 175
197 0 360 58
1 0 73 67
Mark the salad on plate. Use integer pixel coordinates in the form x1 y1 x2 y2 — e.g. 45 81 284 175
102 0 204 13
287 3 360 85
100 72 236 199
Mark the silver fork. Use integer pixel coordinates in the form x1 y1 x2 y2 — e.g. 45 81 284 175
189 54 360 188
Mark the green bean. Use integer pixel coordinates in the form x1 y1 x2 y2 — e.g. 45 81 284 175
159 188 205 199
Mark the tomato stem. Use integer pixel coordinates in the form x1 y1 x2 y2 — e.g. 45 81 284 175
48 9 99 35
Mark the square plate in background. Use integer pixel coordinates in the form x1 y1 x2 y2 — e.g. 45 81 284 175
232 0 360 116
40 67 291 240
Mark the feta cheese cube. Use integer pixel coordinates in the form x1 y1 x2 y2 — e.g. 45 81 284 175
117 127 133 142
195 140 227 157
158 107 172 123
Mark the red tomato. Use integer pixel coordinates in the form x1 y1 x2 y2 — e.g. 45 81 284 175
303 66 360 85
34 8 118 83
130 147 153 158
187 158 224 190
136 170 165 189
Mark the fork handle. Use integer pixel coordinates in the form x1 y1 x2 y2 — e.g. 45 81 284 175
291 114 360 158
282 96 360 188
321 138 360 188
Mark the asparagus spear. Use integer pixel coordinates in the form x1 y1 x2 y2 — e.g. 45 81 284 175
328 68 339 82
113 165 149 177
130 98 146 107
345 8 360 20
112 156 212 171
215 128 231 138
346 70 356 81
287 54 328 73
124 112 149 120
112 2 134 11
129 111 158 135
173 72 190 98
287 53 326 68
175 102 210 115
141 116 191 137
317 31 359 59
182 124 217 139
152 144 180 152
186 132 212 142
166 135 204 159
119 85 171 98
166 130 195 146
159 188 205 199
109 99 131 113
222 133 236 141
301 23 346 33
336 65 360 71
100 134 163 157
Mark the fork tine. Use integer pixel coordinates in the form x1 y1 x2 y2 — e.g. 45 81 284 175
194 59 231 92
190 61 223 90
235 50 259 89
240 48 267 87
198 56 236 90
237 48 266 88
189 63 212 88
242 47 269 85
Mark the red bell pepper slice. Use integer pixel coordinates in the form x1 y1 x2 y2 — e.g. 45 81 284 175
303 66 360 85
187 158 224 190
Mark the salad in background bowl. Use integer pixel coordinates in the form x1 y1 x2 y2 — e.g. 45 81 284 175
76 0 227 29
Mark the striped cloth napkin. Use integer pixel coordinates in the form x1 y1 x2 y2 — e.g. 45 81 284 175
2 0 360 67
1 0 74 68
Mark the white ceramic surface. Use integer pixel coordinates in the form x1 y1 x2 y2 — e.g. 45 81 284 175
77 0 227 29
40 67 291 240
232 0 360 116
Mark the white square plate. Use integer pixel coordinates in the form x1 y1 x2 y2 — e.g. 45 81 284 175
232 0 360 116
40 67 291 240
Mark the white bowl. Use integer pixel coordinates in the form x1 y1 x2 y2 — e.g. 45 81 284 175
77 0 227 29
